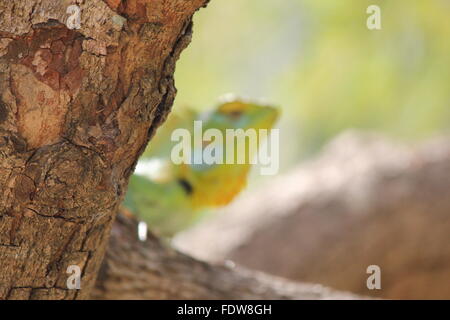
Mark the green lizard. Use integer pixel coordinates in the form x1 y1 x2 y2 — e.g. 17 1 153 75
123 100 279 237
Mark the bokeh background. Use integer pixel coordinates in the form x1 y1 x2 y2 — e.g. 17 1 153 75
174 0 450 173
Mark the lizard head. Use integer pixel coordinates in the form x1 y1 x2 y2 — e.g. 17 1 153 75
180 100 280 208
204 100 279 133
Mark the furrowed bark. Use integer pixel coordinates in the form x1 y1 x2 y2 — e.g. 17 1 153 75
92 213 362 300
0 0 208 299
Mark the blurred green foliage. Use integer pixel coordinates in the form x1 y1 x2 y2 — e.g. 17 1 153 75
174 0 450 170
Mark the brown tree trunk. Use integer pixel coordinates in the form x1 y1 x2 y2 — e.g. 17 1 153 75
0 0 207 299
92 213 362 300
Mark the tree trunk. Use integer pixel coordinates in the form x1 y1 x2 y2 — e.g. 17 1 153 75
0 0 207 300
92 212 362 300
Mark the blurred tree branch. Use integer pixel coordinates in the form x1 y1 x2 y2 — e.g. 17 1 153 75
92 213 361 299
175 131 450 299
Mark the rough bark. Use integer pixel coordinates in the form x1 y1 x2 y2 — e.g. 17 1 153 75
175 132 450 299
92 213 362 300
0 0 207 299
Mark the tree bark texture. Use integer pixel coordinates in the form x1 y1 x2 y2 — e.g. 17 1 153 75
92 213 363 300
175 132 450 299
0 0 207 299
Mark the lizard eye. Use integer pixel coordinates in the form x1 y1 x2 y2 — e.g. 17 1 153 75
177 178 193 195
228 110 243 119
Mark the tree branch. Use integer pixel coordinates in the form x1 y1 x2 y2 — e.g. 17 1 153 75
92 213 362 300
175 132 450 299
